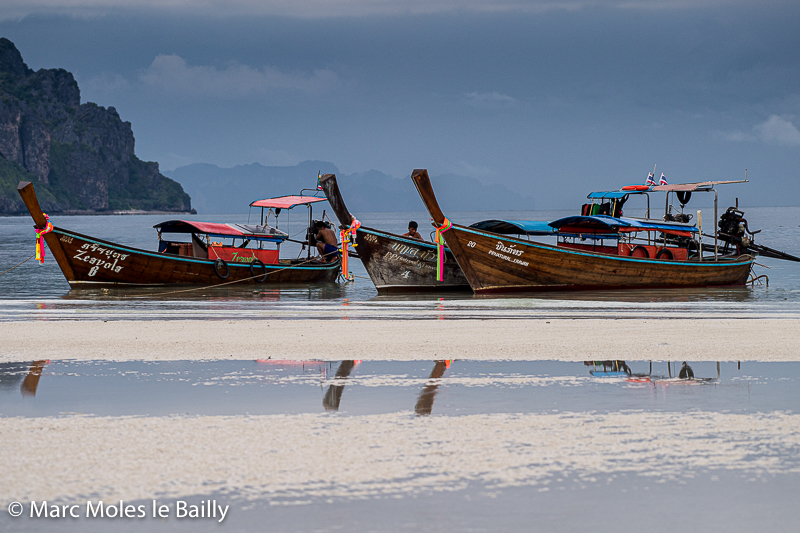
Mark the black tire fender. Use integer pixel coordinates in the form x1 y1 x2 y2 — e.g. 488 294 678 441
250 259 268 283
214 258 230 279
656 248 674 260
630 245 649 258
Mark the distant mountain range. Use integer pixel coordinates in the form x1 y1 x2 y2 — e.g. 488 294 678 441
165 161 535 214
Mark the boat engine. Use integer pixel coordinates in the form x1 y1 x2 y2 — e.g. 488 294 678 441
306 220 333 247
718 207 756 253
718 206 800 262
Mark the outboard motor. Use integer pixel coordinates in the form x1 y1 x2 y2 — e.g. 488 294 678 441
306 220 332 247
718 207 756 253
718 207 800 262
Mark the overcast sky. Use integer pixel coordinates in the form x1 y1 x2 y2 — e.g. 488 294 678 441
2 0 799 208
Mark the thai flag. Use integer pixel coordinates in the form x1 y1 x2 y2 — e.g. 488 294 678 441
646 172 655 186
659 173 668 185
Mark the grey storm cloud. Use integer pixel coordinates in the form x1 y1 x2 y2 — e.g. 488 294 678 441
2 0 798 206
0 0 788 20
139 54 341 97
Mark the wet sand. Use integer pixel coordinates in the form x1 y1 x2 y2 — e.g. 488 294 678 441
3 411 799 503
1 318 799 362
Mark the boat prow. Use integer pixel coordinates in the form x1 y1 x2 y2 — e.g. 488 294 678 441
319 173 469 293
17 181 341 287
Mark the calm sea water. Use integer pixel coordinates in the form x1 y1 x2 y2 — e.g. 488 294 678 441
1 206 799 320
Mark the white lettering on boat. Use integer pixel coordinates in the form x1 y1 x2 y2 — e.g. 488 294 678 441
363 233 378 243
74 244 128 274
389 242 436 262
383 251 435 272
59 235 73 244
495 241 524 256
488 249 529 267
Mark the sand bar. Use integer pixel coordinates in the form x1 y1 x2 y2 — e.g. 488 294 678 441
1 318 799 362
3 411 799 503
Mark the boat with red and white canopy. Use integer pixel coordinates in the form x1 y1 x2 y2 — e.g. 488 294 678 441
17 181 340 286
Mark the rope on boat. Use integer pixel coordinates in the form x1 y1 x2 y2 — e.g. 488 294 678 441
0 254 35 276
748 262 769 287
135 249 342 298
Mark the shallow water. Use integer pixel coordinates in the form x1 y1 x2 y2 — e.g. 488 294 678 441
1 359 797 417
3 359 800 532
2 207 800 320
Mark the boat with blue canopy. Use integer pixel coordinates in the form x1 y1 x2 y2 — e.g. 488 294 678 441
412 168 800 293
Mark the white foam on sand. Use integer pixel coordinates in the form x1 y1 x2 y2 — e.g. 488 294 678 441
3 411 799 504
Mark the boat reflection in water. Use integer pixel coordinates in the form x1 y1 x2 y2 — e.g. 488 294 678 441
323 360 361 411
584 360 723 384
415 360 452 416
0 360 49 397
320 360 453 414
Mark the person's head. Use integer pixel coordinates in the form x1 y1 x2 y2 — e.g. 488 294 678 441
408 221 418 231
314 220 327 230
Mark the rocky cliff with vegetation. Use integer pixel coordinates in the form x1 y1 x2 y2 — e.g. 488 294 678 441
0 38 191 215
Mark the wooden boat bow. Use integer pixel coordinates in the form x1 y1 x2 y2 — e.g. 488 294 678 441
17 181 76 281
411 169 446 227
318 173 353 228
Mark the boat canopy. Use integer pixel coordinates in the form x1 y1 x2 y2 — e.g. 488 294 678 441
588 179 748 198
154 220 289 242
469 219 557 236
587 191 630 200
549 215 698 237
250 195 327 209
651 180 746 192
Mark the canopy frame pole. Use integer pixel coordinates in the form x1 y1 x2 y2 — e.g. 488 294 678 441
307 204 312 260
714 188 718 261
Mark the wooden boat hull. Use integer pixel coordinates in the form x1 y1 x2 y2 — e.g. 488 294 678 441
443 224 753 293
47 227 341 286
410 169 754 294
17 181 340 286
355 227 469 293
318 173 469 293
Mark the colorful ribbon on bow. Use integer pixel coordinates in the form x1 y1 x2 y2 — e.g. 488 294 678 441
434 217 452 281
339 216 361 281
35 214 54 264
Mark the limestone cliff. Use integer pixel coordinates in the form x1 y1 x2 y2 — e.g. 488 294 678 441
0 38 191 214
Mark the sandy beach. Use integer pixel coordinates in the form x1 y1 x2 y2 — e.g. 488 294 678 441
3 411 800 503
1 318 799 362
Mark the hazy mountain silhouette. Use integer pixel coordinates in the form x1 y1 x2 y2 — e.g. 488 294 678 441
165 161 535 214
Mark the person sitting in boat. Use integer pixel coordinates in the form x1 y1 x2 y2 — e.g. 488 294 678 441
402 221 424 241
314 221 339 262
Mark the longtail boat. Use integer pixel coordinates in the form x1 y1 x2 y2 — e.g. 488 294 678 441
319 173 469 293
411 168 782 293
17 181 340 286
